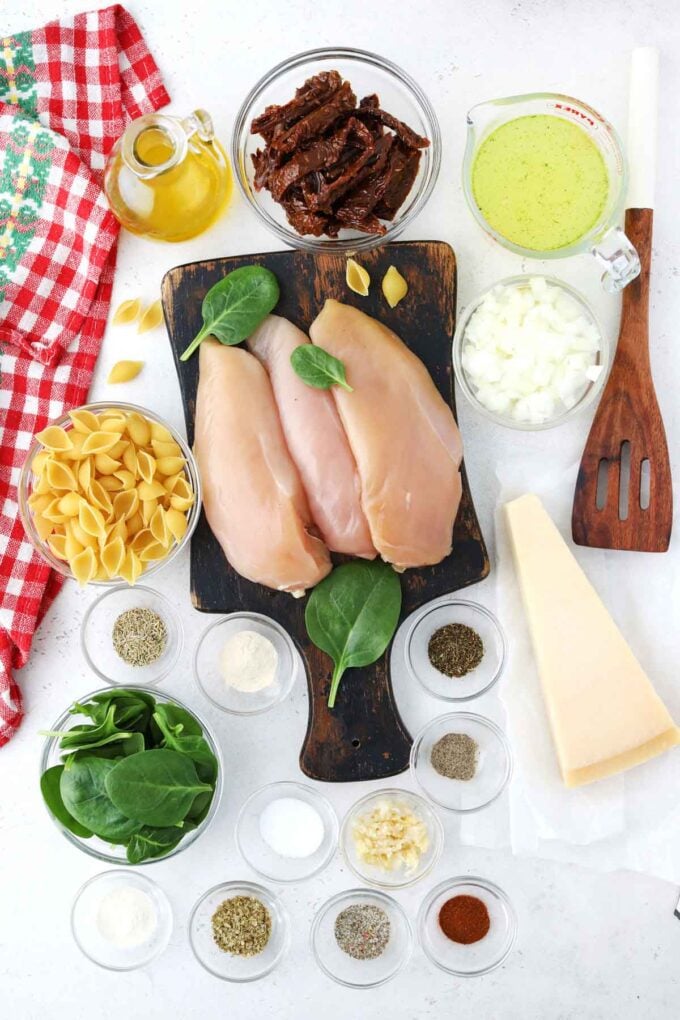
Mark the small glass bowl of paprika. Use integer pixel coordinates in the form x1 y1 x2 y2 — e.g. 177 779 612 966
418 876 517 976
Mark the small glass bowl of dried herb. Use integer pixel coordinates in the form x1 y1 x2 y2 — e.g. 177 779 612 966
418 876 517 976
404 598 507 702
311 888 413 988
410 712 513 813
81 585 183 687
189 881 290 982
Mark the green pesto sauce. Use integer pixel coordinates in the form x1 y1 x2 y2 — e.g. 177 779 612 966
471 114 609 251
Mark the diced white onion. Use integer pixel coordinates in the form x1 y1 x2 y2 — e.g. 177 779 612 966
461 278 603 425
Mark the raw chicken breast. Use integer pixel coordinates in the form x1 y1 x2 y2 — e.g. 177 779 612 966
247 315 375 558
309 299 463 568
194 339 331 594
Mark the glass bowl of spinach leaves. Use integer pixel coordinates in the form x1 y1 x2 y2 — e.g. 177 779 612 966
39 686 223 865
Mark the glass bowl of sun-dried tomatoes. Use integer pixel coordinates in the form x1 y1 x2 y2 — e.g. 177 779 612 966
232 47 441 253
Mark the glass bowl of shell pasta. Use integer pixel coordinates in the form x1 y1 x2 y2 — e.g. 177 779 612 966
18 402 201 586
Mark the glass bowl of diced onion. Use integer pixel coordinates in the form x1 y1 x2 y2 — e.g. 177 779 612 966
18 402 201 586
452 275 610 430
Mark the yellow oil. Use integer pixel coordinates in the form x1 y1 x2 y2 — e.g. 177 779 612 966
106 126 232 242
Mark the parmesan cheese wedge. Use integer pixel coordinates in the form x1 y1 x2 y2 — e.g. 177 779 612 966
505 494 679 786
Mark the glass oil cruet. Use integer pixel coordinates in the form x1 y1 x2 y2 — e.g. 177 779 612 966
104 109 232 242
462 93 641 292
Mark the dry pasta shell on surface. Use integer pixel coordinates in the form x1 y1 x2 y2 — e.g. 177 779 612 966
78 501 106 540
82 431 121 456
31 450 50 476
120 549 143 585
141 499 158 525
112 297 142 326
346 258 370 297
88 479 113 516
99 475 125 492
33 513 54 542
136 449 156 484
137 479 166 501
149 506 170 546
113 489 139 522
155 456 185 477
69 519 99 550
108 360 144 385
381 265 408 308
122 443 138 475
101 536 126 578
35 425 73 452
170 493 193 512
43 497 70 524
57 492 82 517
28 491 52 513
59 431 87 459
71 547 98 585
99 414 127 433
108 438 129 460
45 459 77 491
64 526 85 561
78 457 93 492
151 439 181 459
139 540 166 562
150 421 173 443
33 472 52 496
137 299 163 335
126 510 144 536
69 408 100 434
47 534 68 560
114 469 136 491
94 452 121 476
162 472 183 494
130 528 155 555
165 507 188 543
125 412 151 447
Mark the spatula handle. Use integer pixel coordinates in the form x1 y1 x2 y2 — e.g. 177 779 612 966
627 47 658 210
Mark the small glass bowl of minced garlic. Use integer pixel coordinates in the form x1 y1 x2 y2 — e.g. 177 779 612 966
81 585 183 686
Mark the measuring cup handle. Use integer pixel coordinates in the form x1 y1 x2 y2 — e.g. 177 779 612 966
590 227 641 293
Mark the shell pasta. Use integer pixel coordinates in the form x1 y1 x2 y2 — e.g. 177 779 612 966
27 408 195 585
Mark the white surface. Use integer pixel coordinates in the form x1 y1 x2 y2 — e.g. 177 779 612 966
2 0 680 1017
627 47 659 208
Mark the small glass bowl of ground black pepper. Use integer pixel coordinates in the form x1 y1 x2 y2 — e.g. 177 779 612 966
418 876 517 976
81 585 183 687
189 881 290 982
311 888 413 988
404 598 507 702
410 712 512 812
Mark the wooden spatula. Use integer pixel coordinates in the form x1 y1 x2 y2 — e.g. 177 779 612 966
572 48 672 552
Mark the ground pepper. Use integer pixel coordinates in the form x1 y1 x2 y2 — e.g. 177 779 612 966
438 894 490 944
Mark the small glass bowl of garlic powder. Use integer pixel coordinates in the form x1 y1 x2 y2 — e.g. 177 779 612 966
453 275 608 430
71 870 172 970
193 612 296 715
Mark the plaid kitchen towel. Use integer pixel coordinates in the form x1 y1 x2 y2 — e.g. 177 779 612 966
0 5 170 745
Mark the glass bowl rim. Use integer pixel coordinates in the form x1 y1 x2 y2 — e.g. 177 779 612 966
310 885 414 988
80 583 185 686
409 710 514 813
17 400 202 584
404 597 508 702
231 45 442 254
452 274 610 431
70 867 173 971
40 683 224 864
417 874 518 976
188 879 291 982
235 779 339 883
340 786 444 889
192 611 297 716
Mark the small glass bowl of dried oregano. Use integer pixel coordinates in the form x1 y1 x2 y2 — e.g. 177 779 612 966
81 584 183 687
404 598 507 702
189 881 290 981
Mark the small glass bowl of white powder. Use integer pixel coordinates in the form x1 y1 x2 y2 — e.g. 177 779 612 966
193 612 296 715
71 870 173 970
236 781 339 883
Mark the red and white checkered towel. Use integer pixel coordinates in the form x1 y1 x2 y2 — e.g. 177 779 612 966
0 5 169 745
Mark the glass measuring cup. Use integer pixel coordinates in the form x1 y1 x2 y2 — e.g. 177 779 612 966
462 93 640 292
104 109 231 242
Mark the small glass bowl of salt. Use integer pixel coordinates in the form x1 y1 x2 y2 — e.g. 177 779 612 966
193 612 296 715
71 870 172 970
236 781 339 883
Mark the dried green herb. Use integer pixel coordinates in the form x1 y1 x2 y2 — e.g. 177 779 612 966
113 607 167 667
428 623 484 678
211 896 272 956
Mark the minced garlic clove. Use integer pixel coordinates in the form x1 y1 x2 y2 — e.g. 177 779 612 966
112 298 142 326
381 266 408 308
346 258 370 297
108 360 144 384
137 299 163 334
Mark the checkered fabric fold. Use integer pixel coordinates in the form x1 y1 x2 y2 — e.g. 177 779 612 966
0 5 169 746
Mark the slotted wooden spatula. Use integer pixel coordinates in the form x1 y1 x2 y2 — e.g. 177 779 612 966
572 48 672 552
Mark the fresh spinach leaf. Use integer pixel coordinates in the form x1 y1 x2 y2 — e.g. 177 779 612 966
60 757 142 842
71 732 145 760
126 824 195 865
40 765 93 838
105 749 212 827
290 344 352 392
151 702 203 738
179 266 280 361
305 559 402 708
185 790 214 825
43 704 135 753
152 708 217 783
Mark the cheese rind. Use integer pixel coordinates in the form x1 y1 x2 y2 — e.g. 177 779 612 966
505 494 679 787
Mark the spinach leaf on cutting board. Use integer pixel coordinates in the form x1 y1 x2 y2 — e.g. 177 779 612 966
104 748 212 827
290 344 353 392
305 559 402 708
179 265 280 361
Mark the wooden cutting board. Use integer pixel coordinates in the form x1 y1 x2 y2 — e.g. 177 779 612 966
162 242 489 782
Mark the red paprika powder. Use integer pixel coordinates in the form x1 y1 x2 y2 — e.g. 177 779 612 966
438 894 490 944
